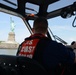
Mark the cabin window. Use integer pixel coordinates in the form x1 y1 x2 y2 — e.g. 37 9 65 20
28 20 34 28
47 0 76 12
0 12 30 55
25 2 39 14
1 0 18 9
48 16 76 45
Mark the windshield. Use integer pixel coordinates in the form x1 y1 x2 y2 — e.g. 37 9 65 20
29 15 76 45
0 11 76 55
0 12 30 55
48 16 76 45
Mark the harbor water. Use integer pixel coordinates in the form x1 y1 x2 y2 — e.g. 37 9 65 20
0 49 17 56
0 49 76 56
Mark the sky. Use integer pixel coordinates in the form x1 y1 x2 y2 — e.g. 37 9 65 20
48 16 76 44
0 0 76 45
0 12 76 45
0 12 31 43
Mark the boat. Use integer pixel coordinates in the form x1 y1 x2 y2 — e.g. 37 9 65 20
0 0 76 75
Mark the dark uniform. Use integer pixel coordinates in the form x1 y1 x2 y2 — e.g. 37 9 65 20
17 33 75 75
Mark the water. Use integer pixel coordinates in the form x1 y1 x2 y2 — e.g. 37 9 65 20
0 49 76 56
0 49 17 56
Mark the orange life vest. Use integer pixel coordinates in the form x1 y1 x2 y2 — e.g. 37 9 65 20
17 34 46 58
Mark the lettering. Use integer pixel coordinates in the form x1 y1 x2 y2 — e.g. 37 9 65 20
19 39 39 58
21 47 25 52
21 46 35 53
19 54 33 58
26 40 33 45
